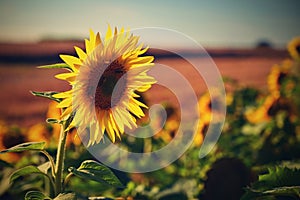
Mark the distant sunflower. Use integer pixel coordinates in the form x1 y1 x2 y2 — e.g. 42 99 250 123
287 36 300 60
195 90 225 147
198 90 226 124
267 60 292 99
194 119 206 147
267 65 282 99
54 26 156 145
245 95 277 124
154 119 179 143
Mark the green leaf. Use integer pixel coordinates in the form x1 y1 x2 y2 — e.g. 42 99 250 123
10 165 49 184
69 160 123 188
53 193 76 200
242 186 300 200
0 142 46 154
263 186 300 196
257 167 300 189
31 91 61 102
25 191 51 200
242 167 300 200
38 63 72 71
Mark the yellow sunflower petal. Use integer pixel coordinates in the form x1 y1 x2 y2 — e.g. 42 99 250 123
55 73 77 82
95 123 103 144
127 56 154 65
89 122 97 145
138 46 149 55
109 112 121 140
131 97 147 108
103 111 115 142
118 108 135 129
61 106 73 119
128 102 145 118
53 90 72 98
85 38 92 55
105 25 113 42
89 29 96 47
112 108 125 133
74 46 87 60
59 55 82 71
57 97 72 108
136 84 152 92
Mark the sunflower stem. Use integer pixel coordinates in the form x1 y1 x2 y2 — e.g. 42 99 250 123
54 124 68 196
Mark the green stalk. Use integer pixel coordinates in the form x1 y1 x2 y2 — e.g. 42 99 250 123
54 125 68 196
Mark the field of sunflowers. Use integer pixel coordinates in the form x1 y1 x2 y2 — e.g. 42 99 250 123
1 36 300 200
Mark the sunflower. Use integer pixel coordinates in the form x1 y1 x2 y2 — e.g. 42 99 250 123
245 95 277 124
53 26 156 145
195 90 225 147
153 118 180 144
198 92 212 124
197 90 226 124
193 119 206 147
267 60 292 99
287 36 300 61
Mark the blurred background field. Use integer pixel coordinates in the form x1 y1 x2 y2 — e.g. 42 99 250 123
0 41 287 127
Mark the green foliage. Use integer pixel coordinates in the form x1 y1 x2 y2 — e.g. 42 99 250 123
25 191 51 200
53 193 76 200
0 142 46 153
242 167 300 199
68 160 123 188
10 165 49 184
24 191 76 200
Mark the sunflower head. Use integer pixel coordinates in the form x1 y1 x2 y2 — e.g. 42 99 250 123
267 59 293 99
245 95 277 124
54 26 156 146
193 119 207 147
288 36 300 61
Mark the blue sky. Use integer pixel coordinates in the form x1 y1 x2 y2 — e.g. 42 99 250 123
0 0 299 48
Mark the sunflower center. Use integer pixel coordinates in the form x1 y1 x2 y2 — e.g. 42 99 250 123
95 60 127 110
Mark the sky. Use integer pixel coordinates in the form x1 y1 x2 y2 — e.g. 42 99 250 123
0 0 299 48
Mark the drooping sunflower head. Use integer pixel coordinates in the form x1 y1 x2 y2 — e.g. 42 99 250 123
198 92 212 124
267 65 283 99
197 89 225 124
267 60 292 99
245 95 277 124
288 36 300 61
54 26 156 146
